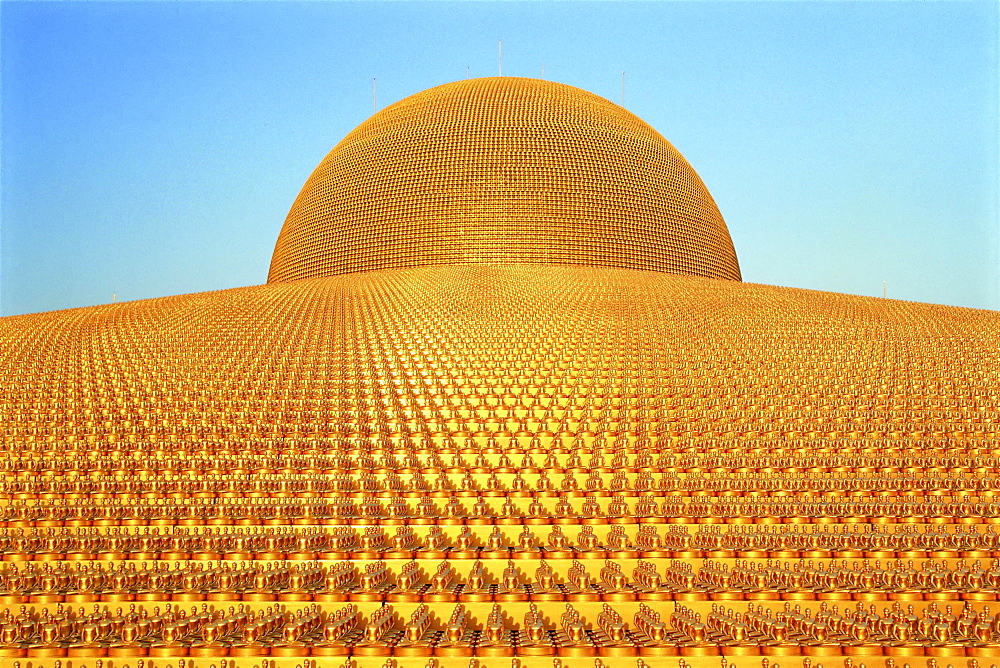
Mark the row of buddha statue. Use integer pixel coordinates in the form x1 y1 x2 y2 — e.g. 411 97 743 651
1 446 997 472
2 656 997 668
0 599 998 657
28 423 978 445
0 524 997 559
2 470 998 496
2 557 1000 603
2 495 1000 524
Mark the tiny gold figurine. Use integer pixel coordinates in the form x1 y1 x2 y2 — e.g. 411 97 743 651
566 560 600 602
555 603 595 656
593 602 637 656
353 604 399 657
461 559 491 602
496 560 529 602
389 560 426 603
312 603 361 656
434 603 474 656
478 603 514 657
516 602 555 655
533 560 564 602
394 603 435 656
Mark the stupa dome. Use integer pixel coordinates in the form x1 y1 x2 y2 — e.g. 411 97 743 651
268 77 741 283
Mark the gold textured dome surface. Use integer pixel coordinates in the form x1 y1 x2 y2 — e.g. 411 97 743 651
268 78 741 283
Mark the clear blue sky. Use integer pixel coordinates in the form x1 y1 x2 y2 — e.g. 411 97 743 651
2 1 997 316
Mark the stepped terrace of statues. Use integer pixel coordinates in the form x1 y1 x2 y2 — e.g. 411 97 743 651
0 78 997 665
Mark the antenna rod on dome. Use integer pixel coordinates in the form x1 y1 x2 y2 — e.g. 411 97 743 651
542 64 545 79
373 77 377 113
498 40 502 76
466 66 470 79
883 281 887 299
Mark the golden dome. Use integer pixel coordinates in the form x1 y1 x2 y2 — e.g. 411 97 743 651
268 77 741 283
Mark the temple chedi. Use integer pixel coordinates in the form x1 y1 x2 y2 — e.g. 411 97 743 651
1 78 999 668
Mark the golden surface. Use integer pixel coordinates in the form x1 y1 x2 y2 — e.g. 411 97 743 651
2 264 997 450
268 78 741 283
3 77 1000 664
1 265 999 663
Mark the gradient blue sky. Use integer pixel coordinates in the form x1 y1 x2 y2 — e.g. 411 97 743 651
2 1 997 316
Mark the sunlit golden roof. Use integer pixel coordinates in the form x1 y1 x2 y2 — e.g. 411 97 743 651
268 77 741 283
